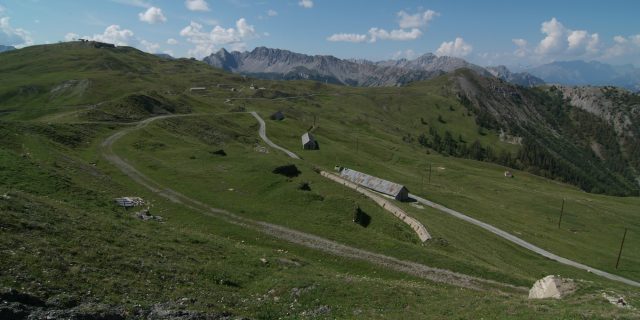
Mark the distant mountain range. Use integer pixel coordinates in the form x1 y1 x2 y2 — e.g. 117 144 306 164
525 60 640 92
203 47 543 87
0 45 16 53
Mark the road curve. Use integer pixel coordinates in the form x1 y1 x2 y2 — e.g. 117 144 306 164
247 110 640 288
250 111 301 159
100 114 522 292
410 193 640 288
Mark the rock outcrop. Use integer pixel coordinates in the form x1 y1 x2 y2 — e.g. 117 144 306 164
203 47 541 88
528 275 576 299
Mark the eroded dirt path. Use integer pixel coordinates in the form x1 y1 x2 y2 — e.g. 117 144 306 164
100 113 525 293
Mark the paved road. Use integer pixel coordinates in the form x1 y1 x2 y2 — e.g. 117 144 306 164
250 111 301 159
248 110 640 288
409 194 640 288
100 113 521 292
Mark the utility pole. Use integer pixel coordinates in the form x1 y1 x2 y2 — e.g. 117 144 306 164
356 136 359 155
558 198 565 228
428 163 432 185
615 228 628 269
421 172 424 192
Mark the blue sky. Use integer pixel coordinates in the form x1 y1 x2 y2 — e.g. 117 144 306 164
1 0 639 67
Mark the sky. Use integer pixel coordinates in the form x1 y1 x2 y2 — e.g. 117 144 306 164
1 0 639 68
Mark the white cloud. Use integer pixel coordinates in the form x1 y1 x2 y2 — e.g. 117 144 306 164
267 9 278 17
167 38 178 45
567 30 599 54
368 27 421 42
0 16 33 47
436 37 473 57
185 0 210 12
140 39 159 53
533 17 600 58
180 18 257 58
87 24 135 46
138 7 167 24
604 34 640 59
512 38 528 57
298 0 313 9
392 49 417 60
536 17 565 55
328 9 436 44
326 33 367 43
69 25 161 53
397 9 438 29
65 32 80 41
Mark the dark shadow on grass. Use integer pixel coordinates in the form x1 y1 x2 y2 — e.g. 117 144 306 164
353 207 371 228
273 164 301 178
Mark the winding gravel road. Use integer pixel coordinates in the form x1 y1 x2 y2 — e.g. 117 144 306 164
101 113 521 292
247 111 640 288
410 194 640 287
100 110 639 290
250 111 300 159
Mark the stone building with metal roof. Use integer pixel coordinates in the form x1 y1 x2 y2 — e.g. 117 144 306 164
301 132 319 150
338 167 409 201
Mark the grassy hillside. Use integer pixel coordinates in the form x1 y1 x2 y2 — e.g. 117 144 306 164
1 42 639 318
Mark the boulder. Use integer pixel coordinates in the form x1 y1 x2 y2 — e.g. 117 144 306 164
528 275 576 299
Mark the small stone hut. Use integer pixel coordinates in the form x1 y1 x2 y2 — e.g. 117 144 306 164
270 111 285 121
301 132 319 150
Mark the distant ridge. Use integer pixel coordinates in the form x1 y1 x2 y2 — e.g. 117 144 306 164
526 60 640 92
0 45 16 53
203 47 543 87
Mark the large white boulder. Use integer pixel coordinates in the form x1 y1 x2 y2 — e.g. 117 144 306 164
528 275 575 299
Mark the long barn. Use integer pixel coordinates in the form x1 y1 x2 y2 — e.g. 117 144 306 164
337 167 409 201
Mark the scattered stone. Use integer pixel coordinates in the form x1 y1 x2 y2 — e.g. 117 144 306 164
528 275 576 299
254 144 269 154
260 258 268 264
114 196 145 208
602 292 632 308
134 208 164 222
276 258 303 268
504 170 514 178
301 305 331 317
291 284 316 298
1 289 240 320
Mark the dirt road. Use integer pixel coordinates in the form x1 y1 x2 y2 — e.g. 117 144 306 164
100 113 524 293
250 111 301 159
410 194 640 288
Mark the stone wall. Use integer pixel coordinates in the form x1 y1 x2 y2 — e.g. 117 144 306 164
320 171 431 242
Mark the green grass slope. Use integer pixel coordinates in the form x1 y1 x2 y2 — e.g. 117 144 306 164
1 42 639 318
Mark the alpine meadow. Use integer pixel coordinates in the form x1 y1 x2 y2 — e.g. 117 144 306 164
1 1 640 319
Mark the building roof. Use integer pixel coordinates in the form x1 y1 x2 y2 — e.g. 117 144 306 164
302 132 315 145
339 168 407 198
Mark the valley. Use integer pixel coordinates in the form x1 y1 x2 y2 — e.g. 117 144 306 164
1 41 639 318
